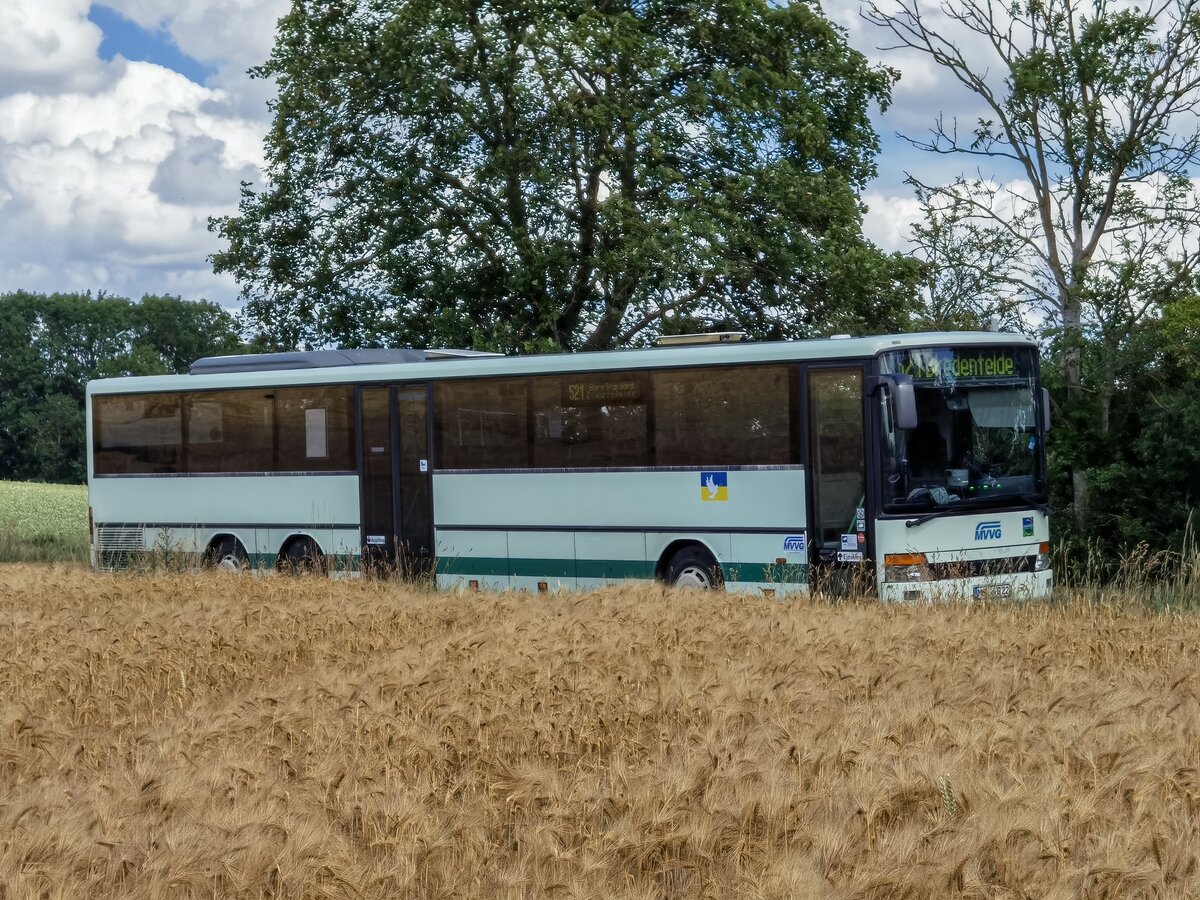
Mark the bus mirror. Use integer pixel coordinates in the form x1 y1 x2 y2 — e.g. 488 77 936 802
894 379 918 430
1041 388 1051 433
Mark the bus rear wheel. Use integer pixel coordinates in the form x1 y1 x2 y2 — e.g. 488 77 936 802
207 537 249 573
281 537 326 576
665 546 723 590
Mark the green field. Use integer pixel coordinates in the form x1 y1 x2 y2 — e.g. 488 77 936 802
0 480 88 564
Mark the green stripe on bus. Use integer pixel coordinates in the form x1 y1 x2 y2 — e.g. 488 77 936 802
576 559 655 579
721 562 808 585
437 556 806 585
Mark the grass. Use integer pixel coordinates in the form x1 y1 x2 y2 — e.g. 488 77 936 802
0 480 88 564
1053 520 1200 613
1 568 1198 897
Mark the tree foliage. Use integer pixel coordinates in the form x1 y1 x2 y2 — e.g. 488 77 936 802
213 0 921 352
867 0 1200 358
1043 294 1200 557
867 0 1200 534
0 292 245 484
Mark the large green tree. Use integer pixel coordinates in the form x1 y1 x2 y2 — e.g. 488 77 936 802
0 292 245 483
212 0 920 352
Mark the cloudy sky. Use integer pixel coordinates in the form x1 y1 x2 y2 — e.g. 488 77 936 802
0 1 977 309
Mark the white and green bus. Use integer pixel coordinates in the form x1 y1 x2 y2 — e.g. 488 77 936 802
86 331 1053 600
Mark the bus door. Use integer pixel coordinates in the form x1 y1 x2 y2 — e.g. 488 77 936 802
359 384 434 576
806 367 871 594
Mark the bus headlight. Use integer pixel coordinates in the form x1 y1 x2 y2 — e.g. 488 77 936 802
1035 542 1050 572
884 552 932 583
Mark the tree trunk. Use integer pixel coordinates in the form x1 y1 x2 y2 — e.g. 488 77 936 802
1061 291 1089 532
1072 469 1090 534
1061 293 1083 403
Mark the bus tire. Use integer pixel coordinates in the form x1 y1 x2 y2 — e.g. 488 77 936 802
281 537 326 576
665 546 723 590
207 537 249 573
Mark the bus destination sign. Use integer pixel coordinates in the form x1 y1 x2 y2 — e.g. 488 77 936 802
890 349 1029 383
563 380 644 405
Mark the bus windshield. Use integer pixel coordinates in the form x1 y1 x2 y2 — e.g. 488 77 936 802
878 346 1045 512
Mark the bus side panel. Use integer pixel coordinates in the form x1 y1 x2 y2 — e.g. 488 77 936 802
729 533 809 595
576 532 650 588
433 469 807 592
88 474 361 569
433 469 806 529
508 531 576 591
436 529 510 591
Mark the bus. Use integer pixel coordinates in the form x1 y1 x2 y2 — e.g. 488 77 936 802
86 331 1053 600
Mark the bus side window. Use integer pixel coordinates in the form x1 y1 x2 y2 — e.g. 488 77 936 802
530 374 648 468
276 386 355 472
183 390 273 474
653 365 792 467
435 378 529 470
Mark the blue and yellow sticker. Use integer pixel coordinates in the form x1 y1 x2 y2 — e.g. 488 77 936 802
701 471 728 501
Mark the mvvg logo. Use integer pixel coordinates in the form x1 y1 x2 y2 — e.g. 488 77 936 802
974 520 1002 541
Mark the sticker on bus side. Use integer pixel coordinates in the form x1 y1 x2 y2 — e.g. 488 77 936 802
783 535 806 553
700 471 728 501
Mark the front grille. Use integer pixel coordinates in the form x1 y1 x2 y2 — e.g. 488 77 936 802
928 555 1037 580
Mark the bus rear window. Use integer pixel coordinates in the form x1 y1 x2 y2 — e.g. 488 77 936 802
93 394 183 474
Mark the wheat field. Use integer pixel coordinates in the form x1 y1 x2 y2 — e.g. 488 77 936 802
1 566 1198 899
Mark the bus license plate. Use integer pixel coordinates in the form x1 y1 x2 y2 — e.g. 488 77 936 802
973 584 1012 600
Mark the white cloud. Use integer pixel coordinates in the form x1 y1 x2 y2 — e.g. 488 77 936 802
861 190 924 254
104 0 286 69
0 0 107 94
0 3 281 305
824 0 1033 257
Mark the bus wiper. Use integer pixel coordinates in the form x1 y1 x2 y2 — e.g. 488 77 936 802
902 487 943 527
905 512 938 528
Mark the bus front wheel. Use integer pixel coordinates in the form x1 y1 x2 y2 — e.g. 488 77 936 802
665 546 723 590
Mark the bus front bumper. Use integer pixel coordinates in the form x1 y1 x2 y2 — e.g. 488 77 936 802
879 569 1053 603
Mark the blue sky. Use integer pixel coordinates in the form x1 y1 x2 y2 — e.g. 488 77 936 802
88 4 216 85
